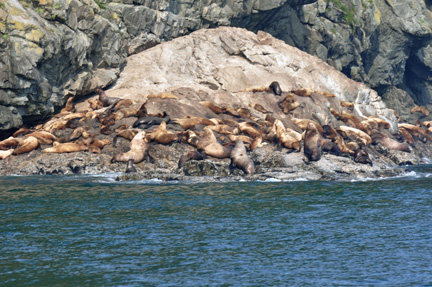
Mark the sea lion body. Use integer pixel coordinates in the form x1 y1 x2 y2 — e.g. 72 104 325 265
133 114 170 129
353 149 373 166
370 130 410 152
269 81 282 96
178 151 206 169
42 142 88 153
111 131 148 163
230 140 255 174
125 159 137 173
197 127 232 159
96 89 120 107
14 136 40 155
303 123 322 161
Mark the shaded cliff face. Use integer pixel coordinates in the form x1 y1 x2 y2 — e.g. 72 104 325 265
0 0 431 134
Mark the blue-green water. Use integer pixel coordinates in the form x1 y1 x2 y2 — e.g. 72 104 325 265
1 167 432 286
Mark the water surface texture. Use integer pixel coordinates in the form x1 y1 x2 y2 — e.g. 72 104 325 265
1 167 432 286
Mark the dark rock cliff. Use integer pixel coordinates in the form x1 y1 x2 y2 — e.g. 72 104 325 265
0 0 431 135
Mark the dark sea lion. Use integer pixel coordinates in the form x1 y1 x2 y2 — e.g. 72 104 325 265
353 149 373 166
125 159 137 173
269 81 282 96
304 122 322 161
111 131 148 163
133 112 170 129
230 140 255 174
320 139 341 156
370 129 411 152
96 89 121 107
322 125 339 140
178 151 206 169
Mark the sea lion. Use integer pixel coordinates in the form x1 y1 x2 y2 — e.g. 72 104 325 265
147 92 179 100
111 131 148 163
320 138 341 156
147 121 178 144
178 151 206 169
250 103 269 114
322 125 339 140
96 89 120 107
340 111 364 131
398 127 414 144
114 107 138 121
291 118 324 134
125 159 137 173
0 149 14 160
274 119 300 150
114 99 134 110
238 122 264 138
91 139 111 149
398 123 428 143
174 117 205 130
200 101 225 114
353 149 373 166
269 81 282 96
250 136 265 151
370 129 410 152
42 142 88 153
410 106 429 116
60 96 75 113
0 137 21 150
340 100 354 110
230 140 255 174
197 127 232 159
133 112 170 129
303 122 322 161
13 136 40 155
336 126 372 146
12 127 30 137
25 131 57 145
228 135 253 145
208 124 239 135
280 93 299 114
291 88 313 97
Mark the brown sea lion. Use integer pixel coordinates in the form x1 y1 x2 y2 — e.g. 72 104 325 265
337 126 372 146
303 122 322 161
88 98 104 110
125 159 137 173
291 118 324 134
208 124 239 135
114 108 138 121
61 96 75 113
228 135 253 145
340 100 354 110
291 88 313 97
238 122 264 139
178 151 206 169
14 136 40 155
91 139 111 149
200 101 225 114
370 129 410 152
0 149 14 160
25 131 57 145
42 142 89 153
114 99 134 110
250 103 269 114
353 149 373 166
410 106 429 116
250 136 265 151
0 137 21 150
148 121 178 144
322 125 339 140
96 89 120 107
111 131 148 163
147 92 179 100
197 127 232 159
230 140 255 174
269 81 282 96
280 93 300 114
12 127 30 137
398 127 414 144
174 117 205 130
398 123 428 143
341 111 364 131
274 120 300 150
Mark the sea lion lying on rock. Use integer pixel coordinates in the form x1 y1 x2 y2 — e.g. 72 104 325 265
370 129 411 153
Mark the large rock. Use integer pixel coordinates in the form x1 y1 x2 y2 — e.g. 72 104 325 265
2 0 432 135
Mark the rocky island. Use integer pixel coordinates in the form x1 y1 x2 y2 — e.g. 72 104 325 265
1 27 431 181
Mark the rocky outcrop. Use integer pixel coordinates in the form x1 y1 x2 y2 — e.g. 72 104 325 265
1 27 431 181
1 0 432 135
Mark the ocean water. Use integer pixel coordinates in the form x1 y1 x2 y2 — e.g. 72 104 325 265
1 166 432 286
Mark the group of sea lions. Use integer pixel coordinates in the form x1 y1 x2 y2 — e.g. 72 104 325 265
1 81 431 176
